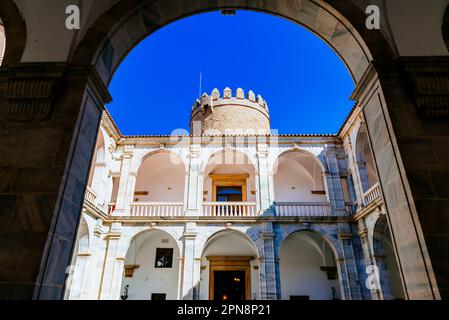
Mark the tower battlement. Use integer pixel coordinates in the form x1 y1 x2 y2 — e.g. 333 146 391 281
190 87 271 135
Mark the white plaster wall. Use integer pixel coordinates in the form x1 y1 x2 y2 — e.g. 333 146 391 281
110 177 119 202
199 231 259 300
134 152 185 202
120 231 180 300
274 162 326 202
273 152 326 202
280 232 339 300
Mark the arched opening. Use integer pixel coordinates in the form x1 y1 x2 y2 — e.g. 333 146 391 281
199 230 259 301
132 151 186 216
202 149 256 216
442 4 449 52
356 124 378 194
11 0 434 302
87 129 106 189
0 20 5 66
0 0 27 67
279 230 340 300
273 150 329 216
120 229 181 300
84 129 114 211
373 215 405 300
64 217 90 300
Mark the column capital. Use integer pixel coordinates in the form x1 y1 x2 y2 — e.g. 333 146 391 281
338 232 353 240
260 232 275 240
257 151 269 158
104 232 122 240
182 232 197 240
359 227 369 238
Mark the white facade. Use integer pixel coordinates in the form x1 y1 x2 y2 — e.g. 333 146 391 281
66 89 404 301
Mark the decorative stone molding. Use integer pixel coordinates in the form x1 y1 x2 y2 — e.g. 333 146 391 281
1 64 112 122
359 226 368 239
338 232 353 240
260 232 275 239
320 266 338 280
1 64 66 122
5 78 57 121
365 58 449 118
124 265 139 278
403 58 449 117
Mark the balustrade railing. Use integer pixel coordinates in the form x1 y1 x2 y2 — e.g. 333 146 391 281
363 183 381 206
129 202 184 217
85 187 97 206
274 202 332 217
103 201 354 218
202 202 257 217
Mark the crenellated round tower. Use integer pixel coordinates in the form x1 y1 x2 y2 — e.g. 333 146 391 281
190 87 270 135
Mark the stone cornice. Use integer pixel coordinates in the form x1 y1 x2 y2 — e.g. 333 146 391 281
400 57 449 118
0 63 67 122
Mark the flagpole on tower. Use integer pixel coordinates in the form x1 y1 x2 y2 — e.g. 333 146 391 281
199 71 202 99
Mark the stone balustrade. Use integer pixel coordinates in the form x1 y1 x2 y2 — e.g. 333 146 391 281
129 202 184 217
84 186 97 206
363 183 381 206
202 202 257 217
96 200 358 218
274 202 333 217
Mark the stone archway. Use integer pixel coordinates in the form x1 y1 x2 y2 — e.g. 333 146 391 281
119 229 181 300
72 0 395 86
0 0 443 301
199 229 259 301
0 0 26 66
373 214 406 300
279 230 341 300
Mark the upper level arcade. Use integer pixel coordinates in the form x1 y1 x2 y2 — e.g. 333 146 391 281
83 94 382 221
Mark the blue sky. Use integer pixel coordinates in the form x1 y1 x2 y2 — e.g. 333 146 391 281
107 11 355 135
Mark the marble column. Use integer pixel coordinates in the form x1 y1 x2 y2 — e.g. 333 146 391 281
372 254 394 300
257 141 274 215
358 223 380 300
356 160 371 196
338 224 362 300
114 147 135 216
98 223 124 300
324 145 346 216
181 222 198 299
185 144 201 216
90 161 108 207
259 222 277 299
343 139 365 207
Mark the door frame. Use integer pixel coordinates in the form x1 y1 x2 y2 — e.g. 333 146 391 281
209 174 249 202
207 256 254 300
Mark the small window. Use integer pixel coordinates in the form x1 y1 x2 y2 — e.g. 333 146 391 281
151 293 167 300
155 248 173 268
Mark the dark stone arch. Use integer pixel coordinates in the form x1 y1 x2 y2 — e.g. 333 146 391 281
442 4 449 52
71 0 396 87
0 0 26 66
372 214 406 300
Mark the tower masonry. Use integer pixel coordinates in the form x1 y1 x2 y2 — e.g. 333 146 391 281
190 87 270 135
